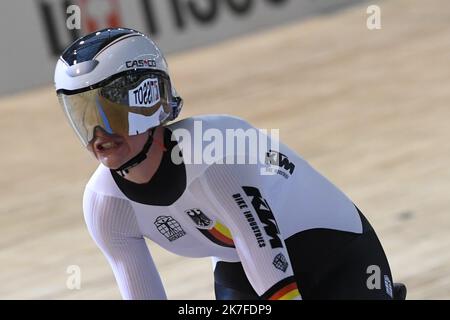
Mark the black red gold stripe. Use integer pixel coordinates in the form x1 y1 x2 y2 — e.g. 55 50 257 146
198 222 235 248
261 276 301 300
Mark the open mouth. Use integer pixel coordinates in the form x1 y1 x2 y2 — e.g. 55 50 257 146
94 138 124 153
97 141 117 151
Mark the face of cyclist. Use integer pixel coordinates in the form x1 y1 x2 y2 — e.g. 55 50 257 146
87 126 149 170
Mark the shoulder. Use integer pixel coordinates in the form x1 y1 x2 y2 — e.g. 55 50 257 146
166 114 261 177
84 163 126 199
83 179 141 244
83 165 141 240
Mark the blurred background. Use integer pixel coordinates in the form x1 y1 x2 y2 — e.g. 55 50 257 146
0 0 449 299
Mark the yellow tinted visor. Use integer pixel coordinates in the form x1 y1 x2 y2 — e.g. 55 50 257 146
57 73 172 146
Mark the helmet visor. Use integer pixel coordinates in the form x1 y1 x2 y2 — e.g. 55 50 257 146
57 71 173 146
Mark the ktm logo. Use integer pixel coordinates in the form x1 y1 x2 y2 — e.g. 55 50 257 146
242 186 283 249
125 59 157 68
266 150 295 175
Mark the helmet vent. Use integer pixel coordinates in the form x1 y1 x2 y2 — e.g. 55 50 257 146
65 60 99 77
61 28 141 66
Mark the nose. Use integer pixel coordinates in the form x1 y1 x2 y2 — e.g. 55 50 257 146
92 126 125 144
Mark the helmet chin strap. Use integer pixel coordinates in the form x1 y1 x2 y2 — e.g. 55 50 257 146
114 128 156 177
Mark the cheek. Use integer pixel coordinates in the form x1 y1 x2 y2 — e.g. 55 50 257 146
127 134 149 154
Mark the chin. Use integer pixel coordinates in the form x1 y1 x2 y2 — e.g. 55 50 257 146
98 156 125 170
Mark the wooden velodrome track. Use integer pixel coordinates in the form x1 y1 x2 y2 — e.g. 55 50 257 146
0 0 448 299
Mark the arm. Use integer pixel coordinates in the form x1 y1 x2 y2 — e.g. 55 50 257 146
199 162 301 300
83 187 166 300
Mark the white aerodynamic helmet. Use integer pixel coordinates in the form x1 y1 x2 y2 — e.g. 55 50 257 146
55 27 183 147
